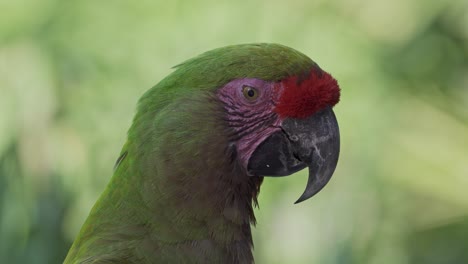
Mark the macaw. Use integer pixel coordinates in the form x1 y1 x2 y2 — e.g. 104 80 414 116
64 43 340 264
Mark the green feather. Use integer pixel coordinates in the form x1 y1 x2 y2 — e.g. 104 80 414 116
64 43 316 264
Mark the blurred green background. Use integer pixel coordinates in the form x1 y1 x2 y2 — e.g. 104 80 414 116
1 0 467 263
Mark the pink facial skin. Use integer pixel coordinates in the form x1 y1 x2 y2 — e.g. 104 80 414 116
217 78 284 173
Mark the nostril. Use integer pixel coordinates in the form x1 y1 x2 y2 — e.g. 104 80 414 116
279 126 298 142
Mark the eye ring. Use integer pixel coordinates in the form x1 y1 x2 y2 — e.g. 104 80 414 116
242 86 259 101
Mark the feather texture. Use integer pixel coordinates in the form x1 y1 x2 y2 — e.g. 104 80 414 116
64 43 318 264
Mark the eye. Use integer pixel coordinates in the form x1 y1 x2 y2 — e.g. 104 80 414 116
242 86 259 101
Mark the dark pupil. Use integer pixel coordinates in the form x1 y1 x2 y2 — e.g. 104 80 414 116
247 89 255 97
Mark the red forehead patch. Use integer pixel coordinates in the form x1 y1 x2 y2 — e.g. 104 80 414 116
274 68 340 119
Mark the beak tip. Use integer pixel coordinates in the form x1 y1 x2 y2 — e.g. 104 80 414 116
294 198 305 204
293 189 318 204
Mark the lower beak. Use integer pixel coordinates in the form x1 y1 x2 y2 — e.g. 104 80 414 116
247 108 340 203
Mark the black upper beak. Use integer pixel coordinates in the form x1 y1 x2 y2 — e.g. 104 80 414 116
247 108 340 203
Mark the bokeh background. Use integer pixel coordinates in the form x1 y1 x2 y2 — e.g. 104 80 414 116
1 0 468 263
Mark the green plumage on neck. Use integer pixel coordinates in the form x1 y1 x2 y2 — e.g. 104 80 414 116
64 43 316 264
